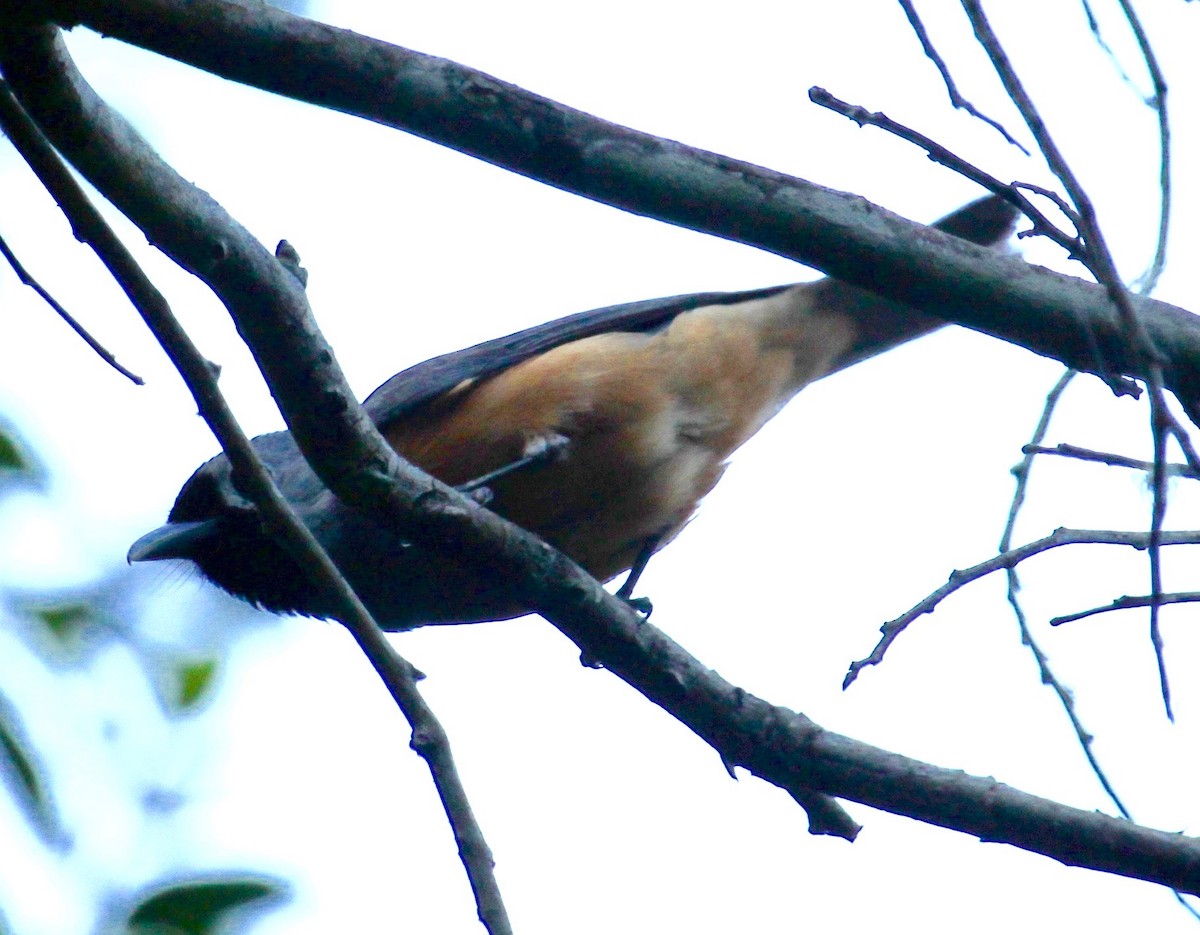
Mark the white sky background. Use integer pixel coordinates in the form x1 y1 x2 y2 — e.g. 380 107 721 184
1 1 1199 932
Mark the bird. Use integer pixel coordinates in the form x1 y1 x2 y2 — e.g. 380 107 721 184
129 195 1018 630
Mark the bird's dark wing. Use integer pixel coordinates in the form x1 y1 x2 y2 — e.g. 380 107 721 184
362 193 1019 427
362 286 792 427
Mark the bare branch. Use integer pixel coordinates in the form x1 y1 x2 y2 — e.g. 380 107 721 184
1113 0 1172 293
1003 374 1076 555
961 0 1179 718
0 87 143 384
845 527 1200 688
0 17 858 843
1022 442 1200 479
1001 371 1131 818
20 0 1200 412
805 87 1149 401
1149 397 1171 718
897 0 1029 151
0 229 143 384
1052 591 1200 626
807 86 1078 255
0 49 513 934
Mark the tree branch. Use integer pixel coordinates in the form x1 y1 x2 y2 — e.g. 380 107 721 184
961 0 1181 717
1052 591 1200 626
0 84 143 385
846 527 1200 687
0 68 513 935
896 0 1029 152
0 15 859 843
24 0 1200 411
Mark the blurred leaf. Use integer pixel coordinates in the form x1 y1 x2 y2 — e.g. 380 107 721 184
32 602 93 645
0 417 44 490
0 720 41 809
150 655 221 715
174 658 218 711
126 876 287 935
0 695 62 846
0 427 24 470
0 424 29 472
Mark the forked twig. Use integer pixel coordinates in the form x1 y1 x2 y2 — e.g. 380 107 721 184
1022 443 1199 479
896 0 1029 152
845 526 1200 689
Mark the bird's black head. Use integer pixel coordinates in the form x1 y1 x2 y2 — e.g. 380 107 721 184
128 435 335 619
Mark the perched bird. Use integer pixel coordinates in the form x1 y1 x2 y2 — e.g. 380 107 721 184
130 195 1017 629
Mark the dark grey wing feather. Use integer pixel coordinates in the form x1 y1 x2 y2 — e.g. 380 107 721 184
362 193 1019 427
362 285 793 427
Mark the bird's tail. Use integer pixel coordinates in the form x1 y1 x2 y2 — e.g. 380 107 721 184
815 193 1020 375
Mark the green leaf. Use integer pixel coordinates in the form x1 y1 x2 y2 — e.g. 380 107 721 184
0 418 44 487
32 603 93 645
127 877 287 935
0 720 41 810
0 697 60 845
175 659 218 711
0 426 27 471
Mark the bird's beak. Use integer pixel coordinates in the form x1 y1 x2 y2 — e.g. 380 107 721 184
127 520 220 563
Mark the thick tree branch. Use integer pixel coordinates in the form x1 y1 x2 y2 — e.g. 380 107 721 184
0 15 858 846
24 0 1200 411
0 72 513 935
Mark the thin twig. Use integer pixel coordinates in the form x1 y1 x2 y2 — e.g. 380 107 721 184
1003 372 1075 555
1173 889 1200 922
1148 388 1171 718
1080 1 1137 84
807 86 1151 401
1022 442 1199 479
896 0 1028 151
1052 591 1200 627
1118 1 1172 294
1083 0 1171 293
0 71 513 935
808 87 1077 256
845 527 1200 688
0 166 143 382
1001 372 1130 818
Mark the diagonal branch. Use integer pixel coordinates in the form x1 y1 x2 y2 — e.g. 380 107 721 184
0 87 143 387
846 527 1200 687
0 14 858 847
1022 442 1200 479
20 0 1200 412
896 0 1028 151
1052 591 1200 627
0 68 513 935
